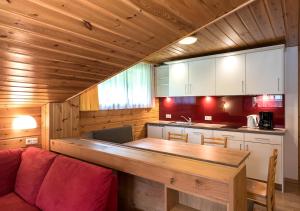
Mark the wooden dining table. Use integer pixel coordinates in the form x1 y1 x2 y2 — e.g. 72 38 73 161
124 137 250 168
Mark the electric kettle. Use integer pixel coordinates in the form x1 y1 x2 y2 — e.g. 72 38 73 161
247 115 259 128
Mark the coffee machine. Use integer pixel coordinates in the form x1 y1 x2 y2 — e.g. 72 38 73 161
258 112 273 130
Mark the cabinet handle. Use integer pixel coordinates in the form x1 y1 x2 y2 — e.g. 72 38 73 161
246 144 248 151
222 135 234 138
242 81 244 93
185 84 187 94
189 84 192 94
277 78 280 91
239 144 242 150
255 138 270 141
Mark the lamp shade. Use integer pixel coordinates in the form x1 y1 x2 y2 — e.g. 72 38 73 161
12 115 37 130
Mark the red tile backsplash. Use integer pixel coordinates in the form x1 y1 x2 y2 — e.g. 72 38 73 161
159 95 285 128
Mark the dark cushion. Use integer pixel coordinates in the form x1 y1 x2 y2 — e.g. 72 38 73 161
0 149 22 196
0 192 40 211
36 155 116 211
92 125 133 144
15 147 57 205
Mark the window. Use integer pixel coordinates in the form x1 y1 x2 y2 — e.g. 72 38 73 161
98 63 153 110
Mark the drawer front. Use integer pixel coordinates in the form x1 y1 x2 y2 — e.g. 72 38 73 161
185 128 213 144
244 133 282 145
213 130 244 141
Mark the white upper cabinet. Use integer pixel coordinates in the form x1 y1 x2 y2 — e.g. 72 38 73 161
216 54 246 95
188 59 216 96
155 65 169 97
245 48 284 94
169 62 189 96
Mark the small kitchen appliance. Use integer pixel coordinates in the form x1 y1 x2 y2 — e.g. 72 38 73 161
247 114 259 128
258 112 274 130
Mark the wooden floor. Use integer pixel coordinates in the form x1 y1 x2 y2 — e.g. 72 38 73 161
254 182 300 211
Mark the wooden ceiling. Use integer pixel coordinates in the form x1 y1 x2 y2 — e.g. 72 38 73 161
146 0 299 63
0 0 297 107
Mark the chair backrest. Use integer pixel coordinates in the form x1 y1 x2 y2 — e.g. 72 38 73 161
200 135 227 148
167 132 188 142
266 149 278 210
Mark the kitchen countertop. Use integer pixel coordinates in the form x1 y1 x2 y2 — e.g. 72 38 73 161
147 120 286 135
124 138 250 167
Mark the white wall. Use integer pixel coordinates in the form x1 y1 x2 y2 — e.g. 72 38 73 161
284 46 298 180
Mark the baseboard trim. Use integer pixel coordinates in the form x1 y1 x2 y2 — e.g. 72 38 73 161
284 178 299 184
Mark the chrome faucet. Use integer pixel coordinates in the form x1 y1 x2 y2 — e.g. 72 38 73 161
181 115 192 124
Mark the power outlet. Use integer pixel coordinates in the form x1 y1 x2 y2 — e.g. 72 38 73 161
166 114 172 119
25 137 38 145
204 116 212 121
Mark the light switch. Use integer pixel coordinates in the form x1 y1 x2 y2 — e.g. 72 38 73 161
166 114 172 119
25 137 38 145
205 116 212 121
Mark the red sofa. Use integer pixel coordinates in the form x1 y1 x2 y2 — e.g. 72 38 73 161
0 147 117 211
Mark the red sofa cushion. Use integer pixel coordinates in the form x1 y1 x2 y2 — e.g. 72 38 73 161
15 147 57 205
0 149 22 196
0 192 40 211
36 155 115 211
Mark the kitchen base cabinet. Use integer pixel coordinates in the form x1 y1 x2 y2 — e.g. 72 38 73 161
164 126 185 140
213 130 244 150
185 128 213 144
244 133 283 189
147 125 164 139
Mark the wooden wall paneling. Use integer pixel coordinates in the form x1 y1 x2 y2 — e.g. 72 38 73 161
0 107 41 150
80 99 159 140
80 86 99 111
41 103 50 150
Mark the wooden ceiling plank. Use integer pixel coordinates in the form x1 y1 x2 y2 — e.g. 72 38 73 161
32 0 170 50
0 24 137 65
264 0 286 39
206 24 237 47
0 9 143 60
198 29 228 49
0 0 155 56
0 86 78 94
0 37 126 69
0 51 118 74
0 67 101 83
0 75 94 88
225 13 256 45
249 0 277 40
0 63 108 81
85 0 182 41
236 6 266 42
215 19 248 47
282 0 299 46
0 91 70 97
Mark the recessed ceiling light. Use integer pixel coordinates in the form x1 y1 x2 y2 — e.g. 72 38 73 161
178 36 198 45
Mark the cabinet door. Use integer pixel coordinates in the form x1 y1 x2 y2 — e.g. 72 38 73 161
246 48 284 94
216 54 245 95
213 130 244 150
164 126 185 139
184 128 213 144
169 63 188 96
155 65 169 97
188 59 215 96
227 140 243 150
147 125 164 139
245 142 282 184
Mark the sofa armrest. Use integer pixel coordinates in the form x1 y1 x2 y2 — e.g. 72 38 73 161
0 149 23 196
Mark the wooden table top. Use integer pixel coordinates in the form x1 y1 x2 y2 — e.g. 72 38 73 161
124 138 250 167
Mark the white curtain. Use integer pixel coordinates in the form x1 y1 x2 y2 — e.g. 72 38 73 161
98 63 153 110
